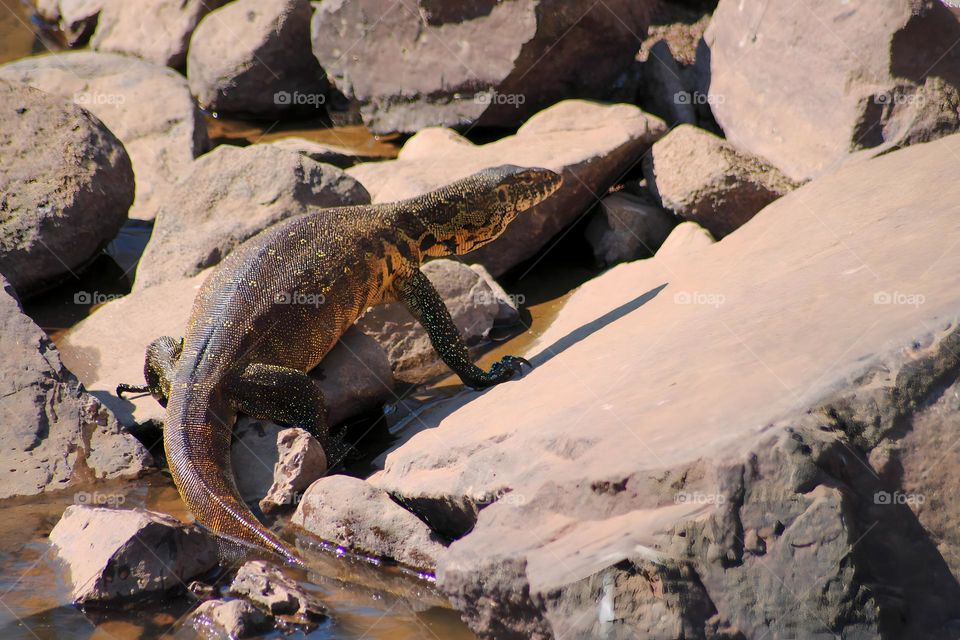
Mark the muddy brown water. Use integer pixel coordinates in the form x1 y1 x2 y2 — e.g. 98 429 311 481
1 3 601 637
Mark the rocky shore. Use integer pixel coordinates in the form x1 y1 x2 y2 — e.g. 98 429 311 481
2 1 960 638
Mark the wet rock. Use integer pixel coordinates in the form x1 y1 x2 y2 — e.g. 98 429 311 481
706 0 960 181
0 51 209 221
90 0 229 69
187 0 327 118
58 270 394 433
228 560 327 627
643 124 798 238
368 134 960 637
349 100 666 276
134 145 369 291
0 276 151 500
0 79 133 295
49 505 217 604
259 428 328 516
356 259 516 385
584 192 677 267
292 475 447 573
311 0 657 134
265 137 384 169
187 599 270 638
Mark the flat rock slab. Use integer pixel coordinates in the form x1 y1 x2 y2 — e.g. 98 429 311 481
49 505 218 604
348 100 666 276
0 276 151 500
0 51 209 221
706 0 960 181
368 134 960 637
0 79 133 295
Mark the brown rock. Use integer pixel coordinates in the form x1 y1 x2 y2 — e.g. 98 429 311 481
292 474 447 573
259 428 328 515
643 124 798 237
228 560 327 627
0 79 133 295
706 0 960 181
584 192 677 267
0 51 209 221
348 100 666 276
49 505 218 604
187 599 270 638
0 276 151 500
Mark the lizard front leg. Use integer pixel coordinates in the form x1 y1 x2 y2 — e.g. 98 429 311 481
395 268 530 389
117 336 183 407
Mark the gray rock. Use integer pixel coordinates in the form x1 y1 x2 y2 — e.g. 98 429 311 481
259 428 328 516
187 599 270 638
0 79 133 295
0 51 209 221
0 276 151 500
348 100 666 276
228 560 327 627
187 0 327 117
265 137 384 168
134 144 370 291
292 474 447 573
356 259 513 385
49 505 217 604
706 0 960 181
311 0 656 134
365 134 960 637
585 192 677 267
643 124 799 238
90 0 230 69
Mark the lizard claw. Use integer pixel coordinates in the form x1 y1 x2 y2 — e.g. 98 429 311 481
468 355 532 389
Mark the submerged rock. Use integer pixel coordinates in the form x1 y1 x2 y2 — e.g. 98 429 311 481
292 474 447 573
49 506 217 604
349 100 666 276
0 276 151 500
187 599 270 638
0 79 133 295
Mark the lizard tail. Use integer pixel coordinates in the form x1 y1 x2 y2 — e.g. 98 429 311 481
163 391 306 568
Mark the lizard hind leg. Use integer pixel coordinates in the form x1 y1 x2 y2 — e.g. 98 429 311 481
117 336 183 407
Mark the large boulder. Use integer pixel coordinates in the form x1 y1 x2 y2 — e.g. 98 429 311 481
90 0 230 69
49 505 218 604
0 79 133 295
187 0 327 117
706 0 960 181
364 134 960 638
348 100 666 276
0 276 151 501
0 51 209 221
643 124 798 238
134 145 370 291
311 0 656 134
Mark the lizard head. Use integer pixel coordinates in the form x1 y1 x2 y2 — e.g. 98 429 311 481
415 165 563 257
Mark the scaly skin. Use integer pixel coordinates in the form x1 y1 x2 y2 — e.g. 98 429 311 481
119 165 563 565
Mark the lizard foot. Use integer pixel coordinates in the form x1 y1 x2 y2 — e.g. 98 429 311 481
468 355 532 389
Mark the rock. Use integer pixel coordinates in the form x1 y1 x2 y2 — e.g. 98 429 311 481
32 0 60 22
0 51 209 221
311 0 657 134
292 475 447 573
231 419 286 509
187 0 327 117
90 0 229 69
265 137 383 168
349 100 666 276
228 560 327 627
57 0 102 45
49 505 218 604
259 428 327 515
134 144 370 291
584 192 677 267
356 259 515 385
187 599 270 638
706 0 960 182
0 276 151 500
366 134 960 637
643 124 799 238
57 269 393 437
654 220 715 263
0 79 133 295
